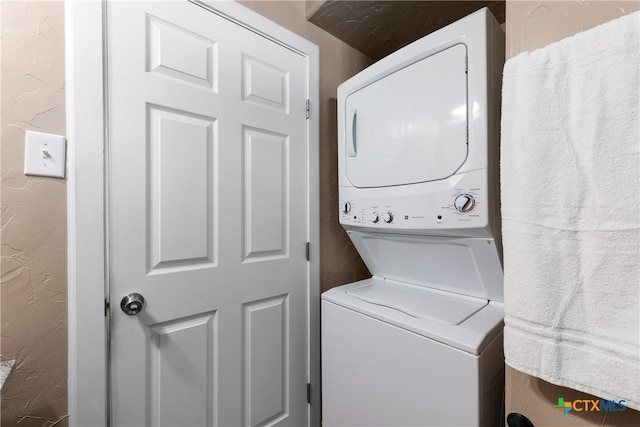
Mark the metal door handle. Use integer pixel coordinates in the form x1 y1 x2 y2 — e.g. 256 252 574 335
347 109 357 157
120 292 145 315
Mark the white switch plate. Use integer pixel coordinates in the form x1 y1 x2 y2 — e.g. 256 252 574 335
24 131 66 178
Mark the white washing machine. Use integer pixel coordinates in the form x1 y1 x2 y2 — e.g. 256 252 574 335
322 8 505 427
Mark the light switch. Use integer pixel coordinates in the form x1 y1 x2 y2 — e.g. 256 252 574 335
24 131 66 178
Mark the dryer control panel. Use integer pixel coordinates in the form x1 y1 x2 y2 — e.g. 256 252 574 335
339 170 493 237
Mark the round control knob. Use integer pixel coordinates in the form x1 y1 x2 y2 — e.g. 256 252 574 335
454 194 476 213
383 212 394 223
369 212 380 223
342 201 351 214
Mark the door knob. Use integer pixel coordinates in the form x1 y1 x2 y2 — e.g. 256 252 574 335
120 292 145 315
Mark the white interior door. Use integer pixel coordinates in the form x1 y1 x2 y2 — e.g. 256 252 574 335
107 1 310 425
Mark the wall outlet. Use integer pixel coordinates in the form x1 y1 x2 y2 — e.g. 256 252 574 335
24 131 66 178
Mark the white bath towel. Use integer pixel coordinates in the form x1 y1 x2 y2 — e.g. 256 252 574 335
501 12 640 410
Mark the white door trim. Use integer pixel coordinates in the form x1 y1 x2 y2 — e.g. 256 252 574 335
65 1 320 425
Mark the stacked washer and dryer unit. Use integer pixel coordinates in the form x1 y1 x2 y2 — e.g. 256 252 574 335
322 8 505 427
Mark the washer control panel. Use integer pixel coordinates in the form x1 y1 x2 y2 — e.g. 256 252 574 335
339 173 491 235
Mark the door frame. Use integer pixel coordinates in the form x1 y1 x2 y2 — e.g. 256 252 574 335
65 1 320 425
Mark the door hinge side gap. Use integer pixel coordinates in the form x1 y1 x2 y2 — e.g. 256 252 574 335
305 99 310 119
105 299 110 316
306 242 310 261
306 383 312 404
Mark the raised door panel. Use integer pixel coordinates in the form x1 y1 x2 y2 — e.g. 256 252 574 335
149 312 218 426
148 105 218 272
242 127 289 262
243 296 289 426
147 14 218 90
242 54 289 112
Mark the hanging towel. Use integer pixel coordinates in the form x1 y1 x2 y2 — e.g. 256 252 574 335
501 12 640 410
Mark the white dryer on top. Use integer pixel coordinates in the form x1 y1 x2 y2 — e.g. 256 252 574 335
322 7 506 427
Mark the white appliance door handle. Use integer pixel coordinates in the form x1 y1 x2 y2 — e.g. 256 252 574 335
347 109 357 157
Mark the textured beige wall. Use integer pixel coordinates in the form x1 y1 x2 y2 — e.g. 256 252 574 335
1 1 68 426
240 0 372 292
506 0 640 58
505 1 640 426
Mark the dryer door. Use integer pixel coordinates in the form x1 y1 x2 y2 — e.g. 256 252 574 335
345 43 468 188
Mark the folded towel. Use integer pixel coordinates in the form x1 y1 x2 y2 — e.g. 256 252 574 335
501 11 640 410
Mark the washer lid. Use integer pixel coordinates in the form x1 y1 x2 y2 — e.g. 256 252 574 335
347 231 504 301
346 280 487 325
322 277 504 354
345 43 468 188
